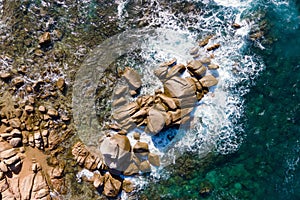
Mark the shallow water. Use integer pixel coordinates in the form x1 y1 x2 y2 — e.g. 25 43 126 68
0 0 299 199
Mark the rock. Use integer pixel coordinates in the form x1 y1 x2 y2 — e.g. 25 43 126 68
0 171 3 179
164 76 195 98
56 77 65 91
129 90 137 96
39 32 51 45
9 138 22 147
208 63 219 70
31 171 51 199
200 57 211 65
100 134 131 172
146 106 167 134
12 77 25 87
160 58 177 67
38 105 46 113
157 93 177 110
131 107 148 123
112 97 127 108
113 85 128 98
20 173 35 200
187 60 207 77
148 153 160 167
3 154 20 165
47 108 58 117
11 129 21 137
133 132 140 140
9 118 21 128
0 177 9 192
0 72 11 79
154 66 168 81
122 67 142 90
112 102 139 123
0 161 8 172
207 43 221 51
232 23 241 29
50 165 64 178
93 173 104 188
199 35 213 47
103 173 122 197
139 160 151 173
124 162 139 176
166 64 186 79
122 179 134 193
133 142 149 157
189 46 199 55
25 105 34 113
199 75 218 87
0 148 17 159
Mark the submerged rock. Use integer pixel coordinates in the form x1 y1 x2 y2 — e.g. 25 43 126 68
122 67 142 90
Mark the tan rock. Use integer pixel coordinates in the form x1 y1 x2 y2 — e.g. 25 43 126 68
51 165 64 178
100 134 131 172
124 162 139 176
133 142 149 157
166 64 186 79
112 102 139 123
189 46 199 55
146 106 167 134
0 72 11 79
39 32 51 45
25 105 34 113
163 76 195 98
31 171 50 199
0 148 17 159
199 75 218 88
154 66 168 81
112 97 127 108
56 77 65 91
122 67 142 90
113 85 128 98
11 128 21 136
38 105 46 113
148 153 160 167
207 43 221 51
0 177 9 192
47 108 59 117
232 23 241 28
122 179 134 193
160 58 177 67
4 154 20 165
9 118 21 128
208 63 219 70
133 132 140 140
20 173 35 200
103 173 122 197
93 173 104 188
0 161 8 172
157 94 177 110
200 57 211 65
139 160 151 173
199 35 213 47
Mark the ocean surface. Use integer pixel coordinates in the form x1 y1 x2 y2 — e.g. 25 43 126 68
1 0 299 199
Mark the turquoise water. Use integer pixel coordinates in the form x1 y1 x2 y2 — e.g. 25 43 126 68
141 0 300 199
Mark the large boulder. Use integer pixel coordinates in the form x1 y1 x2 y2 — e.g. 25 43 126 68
154 66 168 81
146 105 167 135
199 75 218 88
100 134 132 172
122 67 142 90
163 76 195 98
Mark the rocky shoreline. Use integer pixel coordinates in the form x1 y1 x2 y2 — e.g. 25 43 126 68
70 34 221 198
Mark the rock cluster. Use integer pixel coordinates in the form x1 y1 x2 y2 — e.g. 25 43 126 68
72 37 220 198
0 68 72 199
